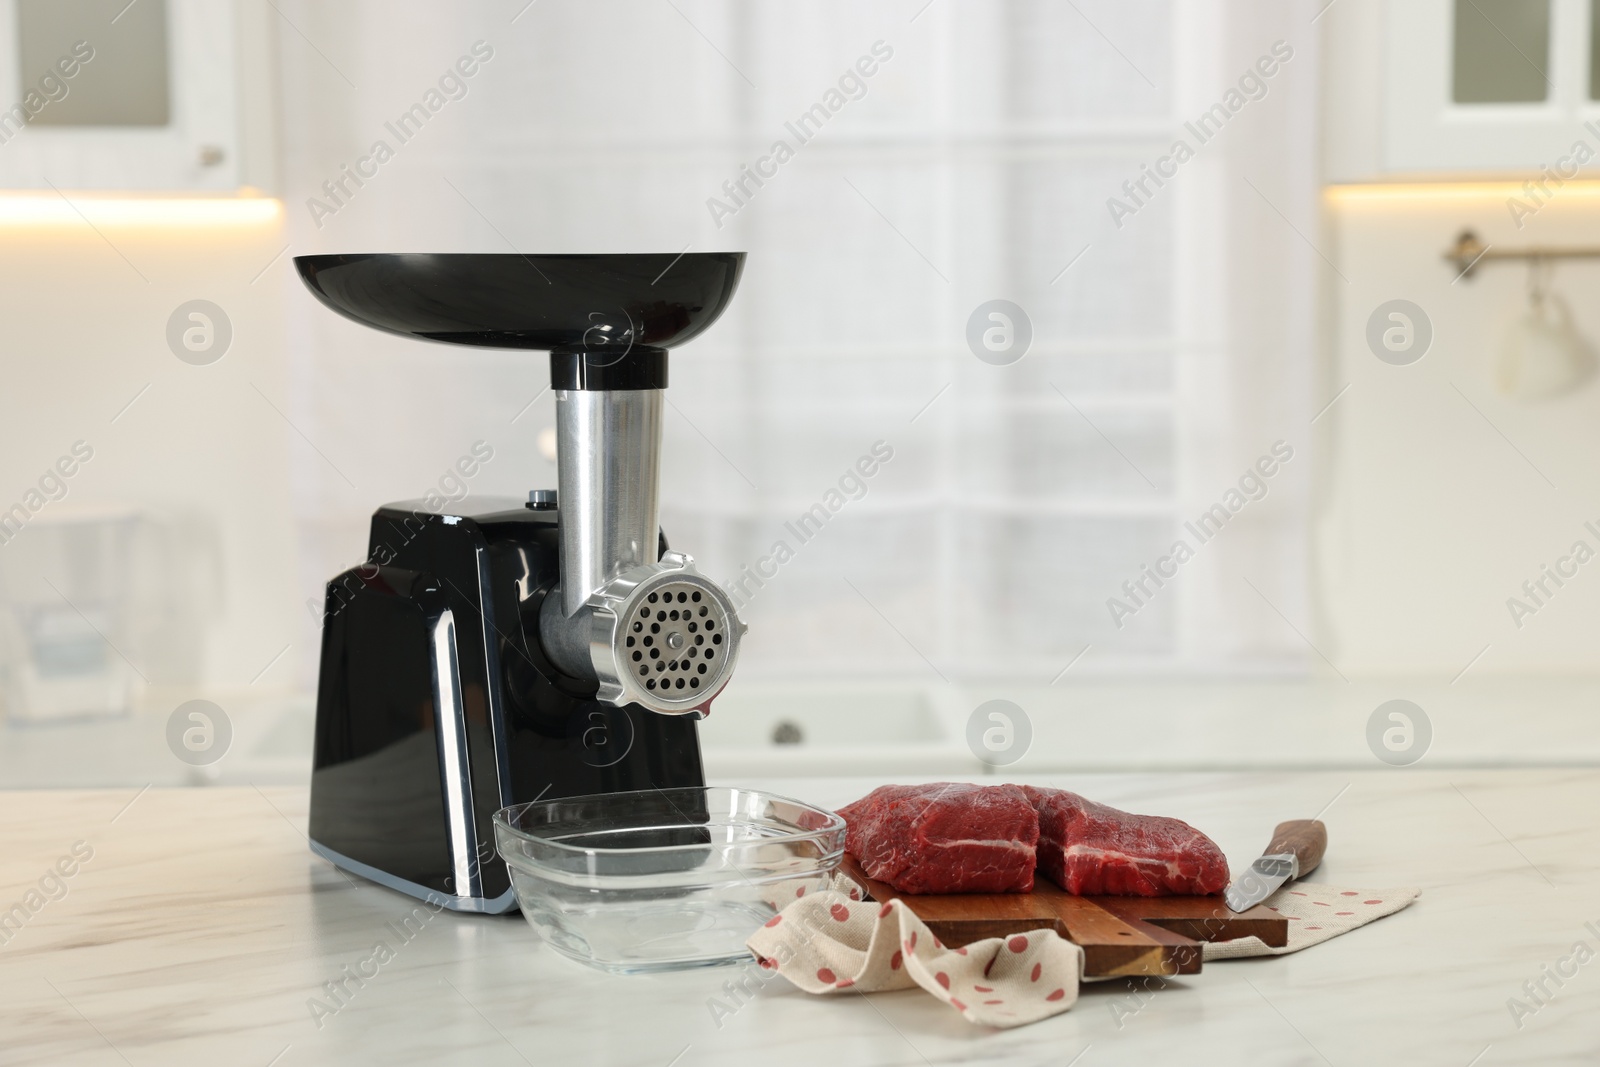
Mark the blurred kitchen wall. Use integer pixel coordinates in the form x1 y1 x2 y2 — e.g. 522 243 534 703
1318 0 1600 676
0 203 302 706
1320 188 1600 675
0 0 302 725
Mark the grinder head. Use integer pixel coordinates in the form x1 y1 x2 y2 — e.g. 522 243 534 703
532 372 747 716
561 551 744 714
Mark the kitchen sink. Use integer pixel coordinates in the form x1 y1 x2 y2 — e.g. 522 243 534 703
696 681 982 778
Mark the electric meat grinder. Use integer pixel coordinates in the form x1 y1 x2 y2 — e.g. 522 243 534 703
295 252 747 913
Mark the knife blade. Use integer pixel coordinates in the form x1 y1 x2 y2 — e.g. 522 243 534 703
1224 819 1328 913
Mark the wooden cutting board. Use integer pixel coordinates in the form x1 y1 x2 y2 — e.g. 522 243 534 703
840 854 1288 978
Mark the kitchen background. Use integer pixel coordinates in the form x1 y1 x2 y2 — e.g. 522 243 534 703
1 0 1597 785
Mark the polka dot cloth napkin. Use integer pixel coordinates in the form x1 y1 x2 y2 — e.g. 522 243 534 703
746 875 1419 1029
745 883 1083 1028
1201 882 1421 960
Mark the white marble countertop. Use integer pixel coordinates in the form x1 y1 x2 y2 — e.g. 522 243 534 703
2 771 1596 1066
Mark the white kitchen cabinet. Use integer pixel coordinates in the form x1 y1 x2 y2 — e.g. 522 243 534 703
1326 0 1600 179
0 0 276 191
1383 0 1600 171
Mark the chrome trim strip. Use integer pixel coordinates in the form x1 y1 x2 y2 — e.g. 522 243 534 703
429 609 480 899
308 839 517 914
474 542 515 809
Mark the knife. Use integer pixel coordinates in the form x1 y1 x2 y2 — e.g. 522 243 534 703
1224 819 1328 913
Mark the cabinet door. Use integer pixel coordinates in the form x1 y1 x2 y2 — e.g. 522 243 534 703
1385 0 1595 171
0 0 238 190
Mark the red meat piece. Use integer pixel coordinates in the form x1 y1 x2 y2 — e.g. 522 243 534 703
1024 787 1229 896
838 783 1039 894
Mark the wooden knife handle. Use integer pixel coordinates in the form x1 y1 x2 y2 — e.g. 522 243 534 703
1265 820 1327 877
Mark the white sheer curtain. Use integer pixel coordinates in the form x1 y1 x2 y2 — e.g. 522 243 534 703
277 0 1318 686
1168 0 1319 671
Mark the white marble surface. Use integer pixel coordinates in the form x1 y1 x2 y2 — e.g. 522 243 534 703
1 771 1597 1066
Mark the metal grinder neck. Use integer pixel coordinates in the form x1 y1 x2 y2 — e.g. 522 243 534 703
549 346 668 618
554 389 662 616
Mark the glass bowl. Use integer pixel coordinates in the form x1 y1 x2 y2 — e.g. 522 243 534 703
493 787 846 974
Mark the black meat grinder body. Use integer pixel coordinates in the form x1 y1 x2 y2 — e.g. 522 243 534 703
295 252 747 912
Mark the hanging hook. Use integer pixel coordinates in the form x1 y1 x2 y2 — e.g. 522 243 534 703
1526 255 1550 309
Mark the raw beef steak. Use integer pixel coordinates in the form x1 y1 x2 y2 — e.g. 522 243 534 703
838 783 1039 894
1024 787 1229 896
